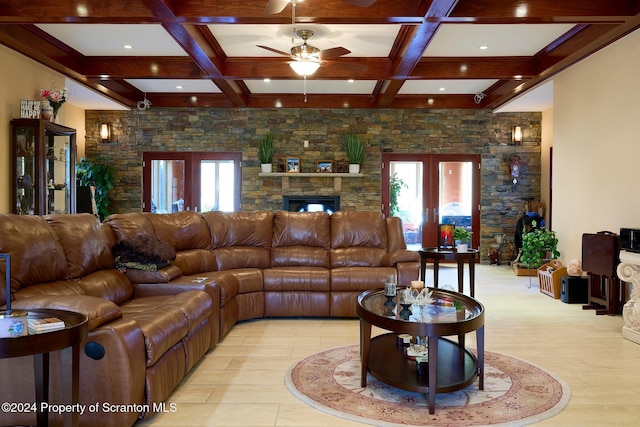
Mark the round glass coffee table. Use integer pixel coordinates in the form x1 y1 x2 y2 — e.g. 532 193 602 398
356 288 485 414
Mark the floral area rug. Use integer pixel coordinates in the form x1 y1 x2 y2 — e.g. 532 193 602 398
285 344 570 427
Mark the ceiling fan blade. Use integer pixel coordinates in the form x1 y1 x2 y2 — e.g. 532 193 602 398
319 47 351 60
257 45 294 58
264 0 290 15
342 0 378 7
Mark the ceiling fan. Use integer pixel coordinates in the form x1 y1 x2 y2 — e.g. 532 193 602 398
264 0 377 15
257 28 365 76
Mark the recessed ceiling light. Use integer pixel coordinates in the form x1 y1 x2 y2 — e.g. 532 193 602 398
123 44 133 50
460 64 468 73
348 79 354 83
428 98 434 105
439 87 446 91
176 85 183 89
263 78 271 82
190 96 198 103
275 100 282 108
516 5 528 17
479 45 489 50
514 75 523 80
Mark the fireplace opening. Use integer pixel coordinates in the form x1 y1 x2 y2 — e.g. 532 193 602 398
283 196 340 214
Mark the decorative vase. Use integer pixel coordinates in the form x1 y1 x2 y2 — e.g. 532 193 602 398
41 101 53 121
456 243 469 253
348 164 360 174
260 163 272 173
52 105 61 123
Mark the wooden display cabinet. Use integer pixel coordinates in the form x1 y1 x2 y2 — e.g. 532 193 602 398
11 119 77 215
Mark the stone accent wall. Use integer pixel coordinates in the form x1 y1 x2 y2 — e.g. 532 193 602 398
85 108 541 263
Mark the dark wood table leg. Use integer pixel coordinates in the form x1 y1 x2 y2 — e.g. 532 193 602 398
427 335 438 414
456 259 464 293
477 325 485 390
469 259 476 298
420 257 427 282
61 344 81 427
33 352 50 427
433 259 439 289
360 319 372 387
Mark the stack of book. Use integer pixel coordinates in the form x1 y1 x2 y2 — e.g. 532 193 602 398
28 317 66 334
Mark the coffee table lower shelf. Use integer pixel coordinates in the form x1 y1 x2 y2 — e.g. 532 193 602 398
367 333 478 394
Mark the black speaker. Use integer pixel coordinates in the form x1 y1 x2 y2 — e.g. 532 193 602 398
560 276 589 304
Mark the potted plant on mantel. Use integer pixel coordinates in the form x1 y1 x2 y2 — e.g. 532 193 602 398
453 226 473 252
345 133 364 174
259 133 274 173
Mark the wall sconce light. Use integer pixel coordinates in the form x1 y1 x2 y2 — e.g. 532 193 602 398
512 126 522 143
100 123 111 142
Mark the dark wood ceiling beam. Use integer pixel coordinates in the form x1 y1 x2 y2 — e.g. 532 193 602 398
140 0 248 107
487 13 640 110
0 24 137 107
377 0 460 107
82 57 204 79
450 0 638 20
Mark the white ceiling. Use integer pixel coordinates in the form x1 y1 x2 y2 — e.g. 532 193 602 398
42 21 571 112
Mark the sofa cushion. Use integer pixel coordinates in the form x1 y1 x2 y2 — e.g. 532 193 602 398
271 211 330 268
0 214 69 301
11 295 122 330
104 212 156 241
46 213 115 278
144 211 211 251
330 211 388 267
119 290 212 366
203 211 273 270
77 270 134 305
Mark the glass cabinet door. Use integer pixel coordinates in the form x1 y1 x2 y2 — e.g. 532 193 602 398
15 125 36 215
11 119 76 215
46 131 72 214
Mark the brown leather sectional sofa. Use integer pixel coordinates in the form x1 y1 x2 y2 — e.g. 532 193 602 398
0 210 419 426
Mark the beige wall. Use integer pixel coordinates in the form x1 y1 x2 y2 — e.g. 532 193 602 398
0 44 85 213
552 28 640 262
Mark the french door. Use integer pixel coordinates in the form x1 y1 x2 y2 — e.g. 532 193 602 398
142 152 242 213
381 153 480 250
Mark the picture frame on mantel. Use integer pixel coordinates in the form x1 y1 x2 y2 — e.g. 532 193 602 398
286 157 300 173
316 160 333 173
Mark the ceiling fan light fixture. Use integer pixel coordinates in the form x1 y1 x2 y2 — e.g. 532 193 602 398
289 60 321 76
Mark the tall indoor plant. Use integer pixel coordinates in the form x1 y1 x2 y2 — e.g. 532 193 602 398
76 156 115 220
259 133 274 173
345 133 364 173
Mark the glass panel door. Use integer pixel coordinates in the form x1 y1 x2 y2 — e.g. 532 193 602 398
382 154 480 250
438 161 473 235
388 160 424 250
143 152 242 213
200 159 237 212
150 159 186 213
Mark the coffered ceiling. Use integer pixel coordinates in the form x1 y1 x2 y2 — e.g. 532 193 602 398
1 0 639 110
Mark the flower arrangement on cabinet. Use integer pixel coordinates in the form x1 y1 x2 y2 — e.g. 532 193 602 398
40 87 68 121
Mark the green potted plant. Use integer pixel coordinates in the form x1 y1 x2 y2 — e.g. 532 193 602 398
259 133 274 173
453 226 473 252
389 172 407 217
344 133 364 173
520 228 560 270
76 156 115 221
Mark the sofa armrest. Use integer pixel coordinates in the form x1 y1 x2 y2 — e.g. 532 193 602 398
383 249 421 267
10 295 122 331
124 264 183 284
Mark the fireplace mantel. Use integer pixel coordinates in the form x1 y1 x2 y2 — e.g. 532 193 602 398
616 250 640 345
259 172 363 192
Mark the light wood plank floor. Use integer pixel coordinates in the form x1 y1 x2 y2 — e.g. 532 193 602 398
136 264 639 426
